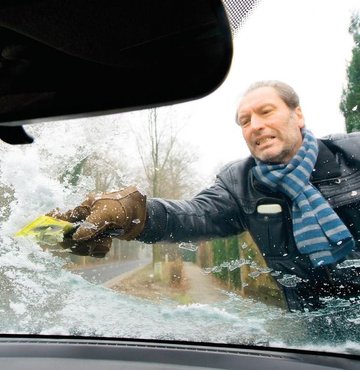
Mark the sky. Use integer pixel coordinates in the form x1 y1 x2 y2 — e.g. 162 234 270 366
173 0 360 177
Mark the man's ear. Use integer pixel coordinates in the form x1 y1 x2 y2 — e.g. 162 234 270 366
294 106 305 128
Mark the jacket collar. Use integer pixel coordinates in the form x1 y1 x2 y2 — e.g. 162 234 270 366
310 139 341 182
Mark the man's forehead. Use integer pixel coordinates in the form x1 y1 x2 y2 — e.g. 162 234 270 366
238 87 280 112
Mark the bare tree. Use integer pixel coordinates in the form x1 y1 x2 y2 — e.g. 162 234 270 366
131 107 200 280
81 154 129 192
134 107 199 198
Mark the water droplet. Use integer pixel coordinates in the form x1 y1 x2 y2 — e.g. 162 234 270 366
258 267 273 274
178 242 198 252
337 259 360 269
277 274 305 287
212 266 222 273
249 271 261 278
270 271 281 277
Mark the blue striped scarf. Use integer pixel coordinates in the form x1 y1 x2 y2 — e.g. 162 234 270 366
252 129 354 267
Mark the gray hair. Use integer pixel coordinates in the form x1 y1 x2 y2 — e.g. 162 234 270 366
235 80 300 124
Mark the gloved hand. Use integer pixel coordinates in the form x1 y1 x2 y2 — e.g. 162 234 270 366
59 236 112 258
49 186 147 242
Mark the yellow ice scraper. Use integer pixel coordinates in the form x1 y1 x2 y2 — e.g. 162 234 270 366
15 215 75 245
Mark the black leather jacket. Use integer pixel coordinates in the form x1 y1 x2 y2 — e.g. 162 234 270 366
139 133 360 311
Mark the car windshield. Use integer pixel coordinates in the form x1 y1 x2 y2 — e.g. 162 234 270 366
1 0 360 356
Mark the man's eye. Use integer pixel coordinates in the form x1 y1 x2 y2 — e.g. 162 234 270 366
262 109 272 115
239 118 250 127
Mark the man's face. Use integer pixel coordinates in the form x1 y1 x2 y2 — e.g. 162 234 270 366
236 86 305 163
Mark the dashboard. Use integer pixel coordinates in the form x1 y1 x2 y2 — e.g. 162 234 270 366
0 337 358 370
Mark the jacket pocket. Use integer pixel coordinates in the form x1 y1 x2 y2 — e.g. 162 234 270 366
247 199 291 258
316 170 360 208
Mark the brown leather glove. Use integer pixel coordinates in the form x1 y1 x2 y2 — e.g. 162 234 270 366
59 236 112 258
49 186 147 241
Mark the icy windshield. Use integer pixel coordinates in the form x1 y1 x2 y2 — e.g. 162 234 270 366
1 0 360 355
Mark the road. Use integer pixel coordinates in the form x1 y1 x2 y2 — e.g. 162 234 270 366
71 258 151 285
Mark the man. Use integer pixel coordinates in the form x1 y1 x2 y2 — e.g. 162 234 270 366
53 80 360 311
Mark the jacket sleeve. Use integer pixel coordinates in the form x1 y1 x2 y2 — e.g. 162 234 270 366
137 176 245 244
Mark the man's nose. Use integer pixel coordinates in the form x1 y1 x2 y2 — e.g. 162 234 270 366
250 115 265 129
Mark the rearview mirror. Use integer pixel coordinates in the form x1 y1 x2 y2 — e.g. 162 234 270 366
0 0 233 143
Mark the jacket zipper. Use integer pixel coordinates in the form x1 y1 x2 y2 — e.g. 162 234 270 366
311 176 342 185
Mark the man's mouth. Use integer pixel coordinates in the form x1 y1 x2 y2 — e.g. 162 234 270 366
255 136 275 146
